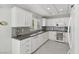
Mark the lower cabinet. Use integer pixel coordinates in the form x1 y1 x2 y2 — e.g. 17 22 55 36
63 33 68 43
38 32 48 46
48 31 68 43
31 36 39 53
20 38 31 54
31 32 48 53
12 32 48 54
12 37 32 54
48 31 56 41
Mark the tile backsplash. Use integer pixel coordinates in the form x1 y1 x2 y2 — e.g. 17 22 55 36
12 26 68 37
42 26 68 32
12 27 30 37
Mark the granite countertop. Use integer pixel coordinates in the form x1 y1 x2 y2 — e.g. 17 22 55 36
12 30 46 40
12 26 68 40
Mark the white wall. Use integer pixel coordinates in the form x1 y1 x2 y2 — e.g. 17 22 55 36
0 8 11 53
70 5 79 54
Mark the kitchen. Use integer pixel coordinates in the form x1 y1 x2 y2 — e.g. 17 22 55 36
0 4 79 54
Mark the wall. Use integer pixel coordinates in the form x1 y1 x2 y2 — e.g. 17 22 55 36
0 8 11 53
70 5 79 54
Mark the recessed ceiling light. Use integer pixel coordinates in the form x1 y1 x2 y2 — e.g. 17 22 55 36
47 8 50 10
59 9 63 11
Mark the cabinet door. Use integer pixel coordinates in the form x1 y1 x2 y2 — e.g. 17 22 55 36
63 33 68 43
12 39 21 54
43 32 48 41
38 34 43 47
49 31 56 40
33 18 38 30
25 11 32 27
16 7 26 27
31 36 39 53
20 38 31 54
38 32 48 47
12 7 26 27
42 18 46 26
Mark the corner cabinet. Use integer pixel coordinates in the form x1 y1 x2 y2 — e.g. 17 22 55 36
11 7 32 27
12 38 32 54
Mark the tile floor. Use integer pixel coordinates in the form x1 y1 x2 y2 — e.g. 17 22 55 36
34 40 70 54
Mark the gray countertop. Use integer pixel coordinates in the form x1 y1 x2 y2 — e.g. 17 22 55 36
12 30 46 40
12 26 68 40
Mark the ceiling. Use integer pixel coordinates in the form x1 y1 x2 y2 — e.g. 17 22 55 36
0 4 72 18
16 4 71 18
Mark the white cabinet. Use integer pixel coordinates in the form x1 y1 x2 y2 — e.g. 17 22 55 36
12 7 32 27
47 17 69 26
12 37 31 54
31 32 48 53
31 36 39 52
42 18 47 26
63 33 68 43
38 32 48 46
12 39 20 54
20 38 31 54
32 17 42 30
43 32 48 41
33 18 38 30
38 33 44 47
12 7 25 27
48 31 68 43
12 32 48 54
25 11 32 27
48 31 56 41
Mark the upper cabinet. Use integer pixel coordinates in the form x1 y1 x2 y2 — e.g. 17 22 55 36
25 11 32 27
12 7 32 27
47 17 69 26
31 17 42 30
42 18 47 26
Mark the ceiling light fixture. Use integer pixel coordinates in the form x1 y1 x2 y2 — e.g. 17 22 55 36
47 8 50 10
59 9 63 11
